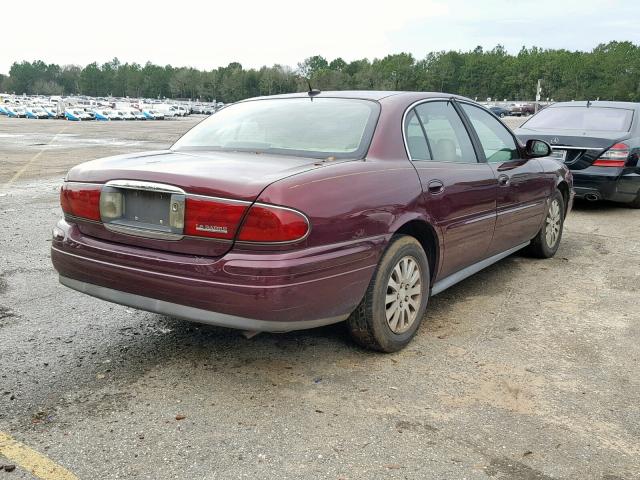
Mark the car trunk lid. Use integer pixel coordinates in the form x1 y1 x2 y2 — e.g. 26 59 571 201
515 128 631 169
64 150 325 257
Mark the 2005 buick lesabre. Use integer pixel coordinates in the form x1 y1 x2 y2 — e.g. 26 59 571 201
51 91 573 352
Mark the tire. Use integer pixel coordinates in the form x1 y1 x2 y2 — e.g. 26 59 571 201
500 113 506 118
347 235 430 352
527 190 565 258
629 192 640 209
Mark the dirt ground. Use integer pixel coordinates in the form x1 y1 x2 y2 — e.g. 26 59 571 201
0 115 639 479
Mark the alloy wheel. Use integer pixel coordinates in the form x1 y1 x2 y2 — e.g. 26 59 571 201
385 256 422 334
545 199 561 247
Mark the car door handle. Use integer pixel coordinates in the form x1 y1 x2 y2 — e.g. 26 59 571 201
498 174 510 186
427 180 445 195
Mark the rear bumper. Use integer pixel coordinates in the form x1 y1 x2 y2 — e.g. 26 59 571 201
51 219 383 332
572 168 640 203
58 276 348 332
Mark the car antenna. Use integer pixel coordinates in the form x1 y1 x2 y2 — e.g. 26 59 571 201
307 79 321 98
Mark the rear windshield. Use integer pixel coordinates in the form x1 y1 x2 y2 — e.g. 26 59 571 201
172 98 380 159
524 106 634 132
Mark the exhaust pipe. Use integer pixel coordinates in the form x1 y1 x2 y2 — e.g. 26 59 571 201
584 193 600 202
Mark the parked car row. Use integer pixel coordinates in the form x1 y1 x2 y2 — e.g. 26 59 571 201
190 102 225 114
483 102 550 118
64 108 168 121
1 94 221 122
2 105 43 118
0 104 189 121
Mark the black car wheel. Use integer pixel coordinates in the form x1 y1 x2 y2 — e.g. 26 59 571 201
527 190 565 258
500 112 506 118
347 235 430 352
629 191 640 209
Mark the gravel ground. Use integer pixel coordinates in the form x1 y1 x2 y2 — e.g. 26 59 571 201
0 115 638 479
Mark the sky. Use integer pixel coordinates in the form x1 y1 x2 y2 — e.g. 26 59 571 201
2 0 639 74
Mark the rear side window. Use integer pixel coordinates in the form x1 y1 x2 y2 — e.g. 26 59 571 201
460 103 519 163
404 110 431 160
524 106 634 132
413 102 477 163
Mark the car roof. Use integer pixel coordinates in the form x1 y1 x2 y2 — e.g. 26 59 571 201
549 100 640 110
242 90 473 102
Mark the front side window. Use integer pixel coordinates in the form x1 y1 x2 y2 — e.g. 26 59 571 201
461 103 519 163
414 102 477 163
172 98 380 160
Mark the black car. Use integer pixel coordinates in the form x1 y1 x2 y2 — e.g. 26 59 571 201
488 105 510 118
515 101 640 208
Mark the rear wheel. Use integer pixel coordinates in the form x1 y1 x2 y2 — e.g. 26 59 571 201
527 190 565 258
347 235 430 352
628 191 640 209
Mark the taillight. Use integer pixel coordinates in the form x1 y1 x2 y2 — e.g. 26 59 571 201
60 183 102 221
593 143 629 167
184 196 247 240
237 204 309 243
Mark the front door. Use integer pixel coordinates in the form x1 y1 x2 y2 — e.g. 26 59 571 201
405 100 497 281
458 102 549 256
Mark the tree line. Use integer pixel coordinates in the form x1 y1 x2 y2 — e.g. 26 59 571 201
1 41 639 103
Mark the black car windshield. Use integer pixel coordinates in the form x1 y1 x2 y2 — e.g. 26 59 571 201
524 106 634 132
172 97 380 159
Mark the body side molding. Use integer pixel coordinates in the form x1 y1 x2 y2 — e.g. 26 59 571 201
431 242 529 295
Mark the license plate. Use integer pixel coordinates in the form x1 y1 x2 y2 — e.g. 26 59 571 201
550 149 567 162
121 189 171 227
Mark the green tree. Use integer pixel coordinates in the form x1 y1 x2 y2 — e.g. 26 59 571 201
297 55 329 77
4 42 640 102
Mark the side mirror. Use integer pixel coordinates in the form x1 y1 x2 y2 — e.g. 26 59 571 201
525 139 551 158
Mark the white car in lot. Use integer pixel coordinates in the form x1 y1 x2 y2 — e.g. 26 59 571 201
107 110 129 121
65 109 92 121
6 106 27 118
111 110 133 120
43 106 59 118
143 109 165 120
120 110 137 120
93 109 113 121
142 103 179 118
163 106 179 118
25 106 50 119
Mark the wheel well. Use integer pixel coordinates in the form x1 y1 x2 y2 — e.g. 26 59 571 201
395 220 439 282
557 181 569 217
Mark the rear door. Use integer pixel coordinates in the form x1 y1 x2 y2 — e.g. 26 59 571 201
458 102 551 255
405 100 497 280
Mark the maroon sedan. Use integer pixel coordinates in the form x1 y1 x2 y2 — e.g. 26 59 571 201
51 91 573 352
